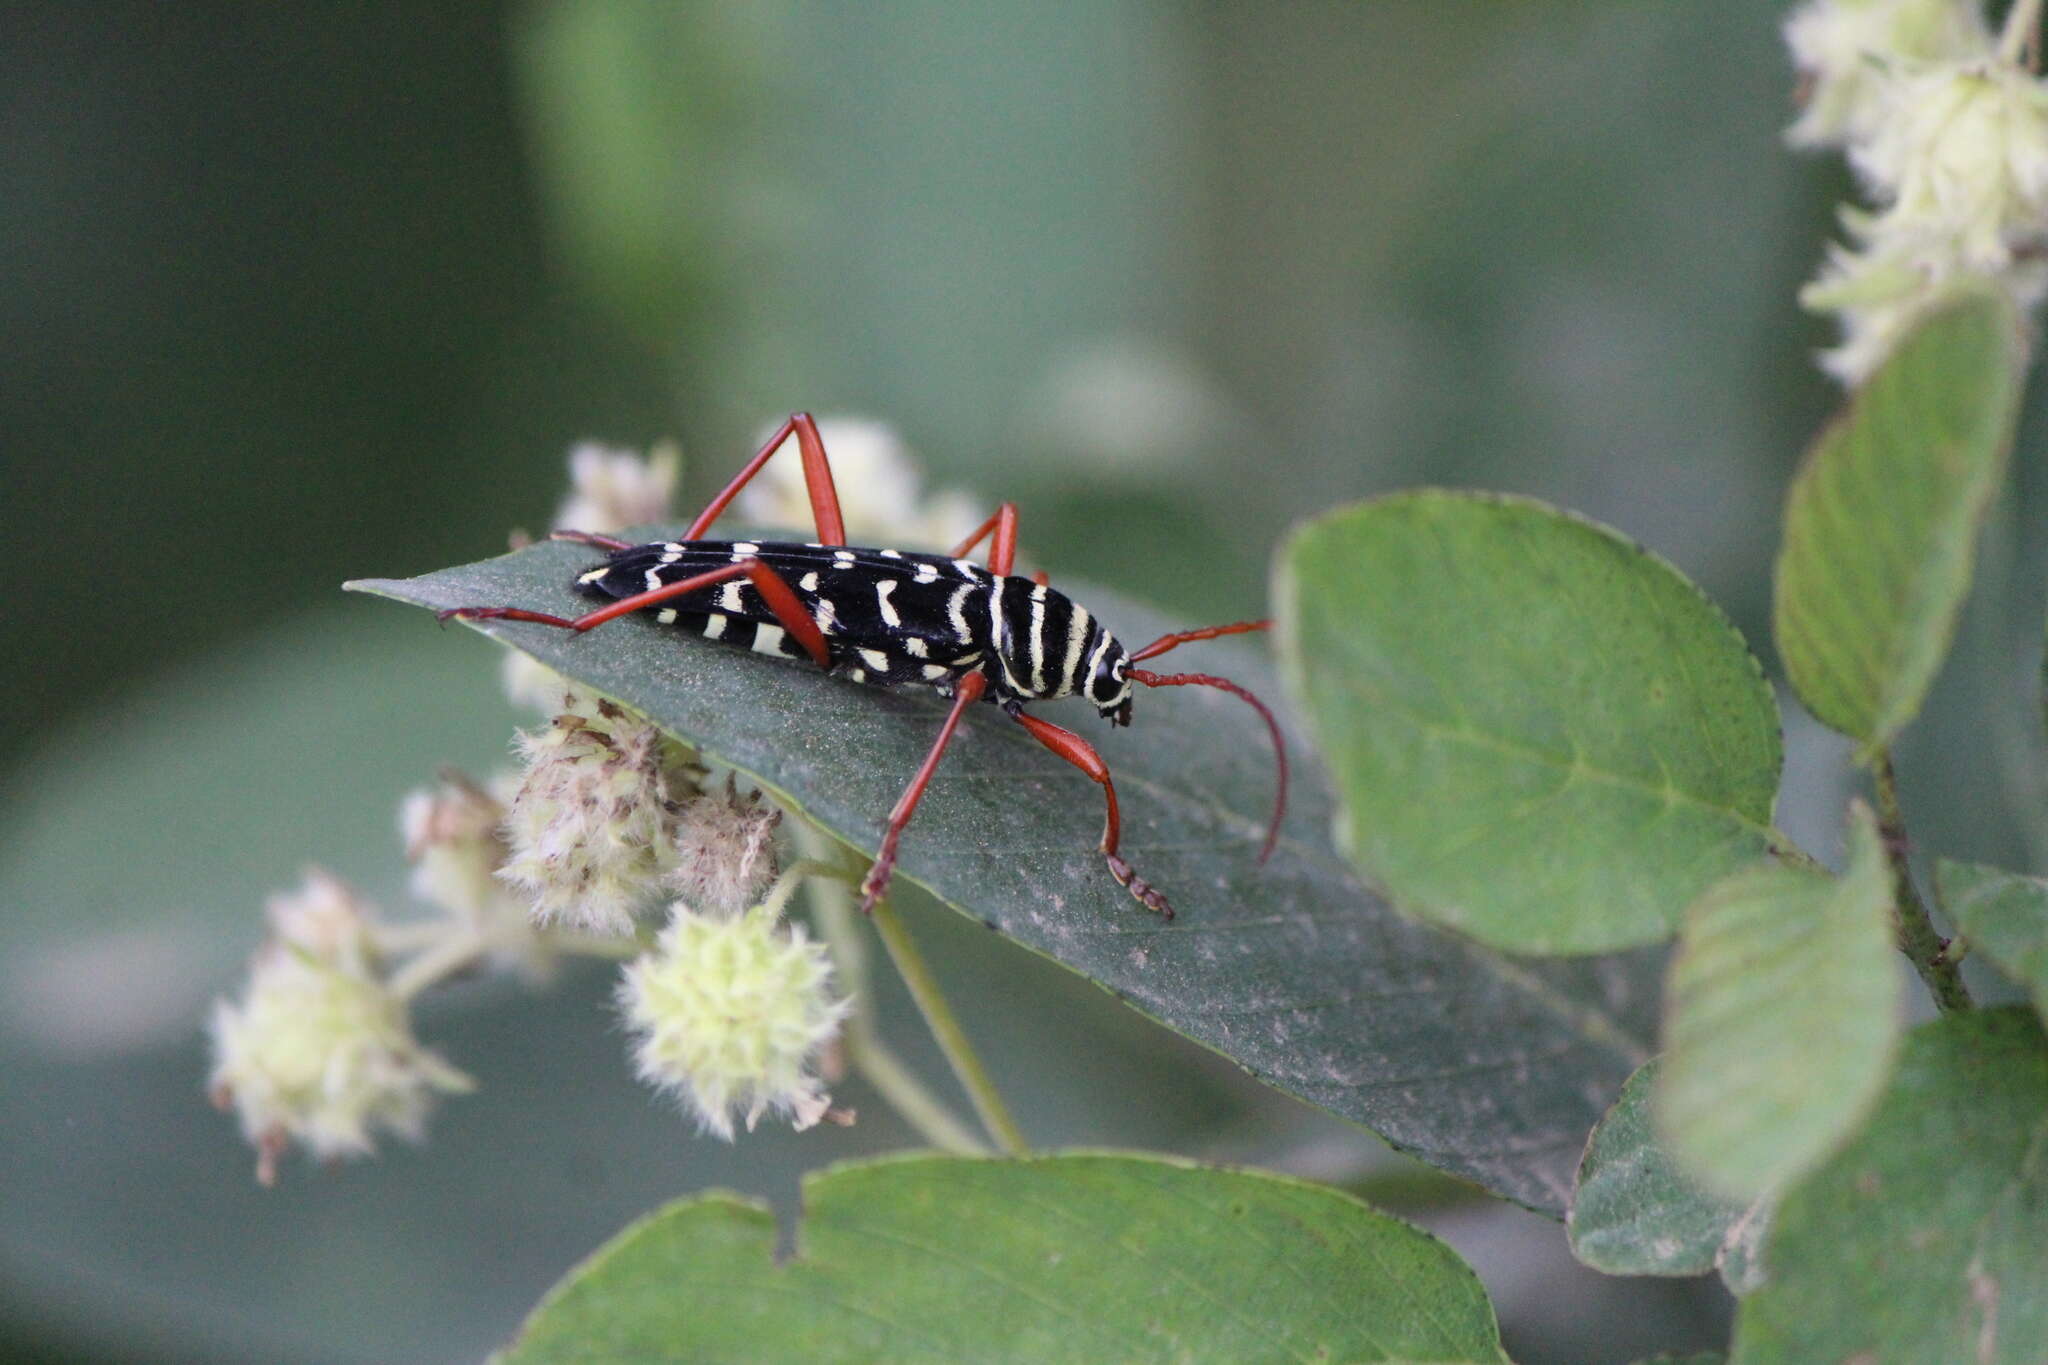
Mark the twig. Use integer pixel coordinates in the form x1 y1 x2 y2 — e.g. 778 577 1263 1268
1872 751 1973 1013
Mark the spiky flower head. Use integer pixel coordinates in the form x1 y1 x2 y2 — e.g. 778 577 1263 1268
207 871 472 1184
498 693 703 936
736 416 983 552
617 871 850 1140
668 778 783 916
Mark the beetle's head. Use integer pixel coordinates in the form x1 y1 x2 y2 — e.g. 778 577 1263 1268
1088 638 1135 726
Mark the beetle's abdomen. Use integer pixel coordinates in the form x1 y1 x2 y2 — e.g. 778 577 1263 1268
574 539 998 688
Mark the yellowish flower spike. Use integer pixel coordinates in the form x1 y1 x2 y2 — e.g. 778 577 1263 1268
207 871 472 1185
617 869 851 1140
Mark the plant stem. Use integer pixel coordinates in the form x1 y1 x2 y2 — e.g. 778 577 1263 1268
870 895 1030 1155
2002 0 2044 67
1872 750 1973 1013
796 826 989 1155
388 932 486 1002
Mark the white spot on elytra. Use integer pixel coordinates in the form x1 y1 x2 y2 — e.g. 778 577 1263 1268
753 624 786 656
731 541 759 555
903 637 928 658
850 667 867 683
800 572 819 592
914 562 939 584
657 608 677 624
859 648 891 672
703 613 727 640
880 548 903 558
719 582 744 612
643 568 664 591
953 558 981 578
876 580 900 626
578 567 608 585
922 664 949 681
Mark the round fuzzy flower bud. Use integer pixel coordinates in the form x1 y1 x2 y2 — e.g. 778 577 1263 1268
617 878 850 1140
1784 0 1993 148
498 695 702 936
668 778 783 916
735 416 983 552
553 440 680 536
207 872 472 1184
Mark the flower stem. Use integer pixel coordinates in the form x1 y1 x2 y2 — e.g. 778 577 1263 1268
869 894 1030 1155
1872 750 1973 1013
795 826 989 1155
2002 0 2043 67
388 932 486 1002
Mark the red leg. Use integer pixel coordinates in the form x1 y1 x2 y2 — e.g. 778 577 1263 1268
859 673 988 912
1013 711 1171 919
684 413 847 546
1128 618 1270 663
442 558 832 668
949 502 1021 576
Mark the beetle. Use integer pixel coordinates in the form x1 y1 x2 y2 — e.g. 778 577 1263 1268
440 413 1286 918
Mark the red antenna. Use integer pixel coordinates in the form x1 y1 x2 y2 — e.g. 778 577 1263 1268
1127 619 1288 862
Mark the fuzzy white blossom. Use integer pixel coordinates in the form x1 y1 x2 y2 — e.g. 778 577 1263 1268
1852 60 2048 265
506 442 684 710
736 417 984 552
207 871 471 1184
1784 0 1993 147
618 870 850 1139
400 771 547 971
554 440 681 536
498 693 704 935
1789 2 2048 381
668 778 783 916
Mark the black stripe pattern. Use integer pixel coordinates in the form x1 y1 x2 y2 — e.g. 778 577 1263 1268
575 540 1134 716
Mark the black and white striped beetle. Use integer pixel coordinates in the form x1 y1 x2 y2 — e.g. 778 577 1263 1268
441 413 1286 919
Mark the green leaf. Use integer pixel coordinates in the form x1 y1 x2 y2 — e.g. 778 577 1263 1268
498 1152 1508 1364
1732 1009 2048 1365
1273 490 1782 955
1656 803 1901 1200
351 542 1661 1213
1773 292 2026 752
1570 1058 1764 1291
1938 859 2048 1020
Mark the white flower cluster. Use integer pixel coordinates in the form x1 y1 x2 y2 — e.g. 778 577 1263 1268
207 872 472 1185
737 417 984 552
1787 0 2048 380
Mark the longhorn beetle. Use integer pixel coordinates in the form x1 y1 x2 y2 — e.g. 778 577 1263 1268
440 413 1287 919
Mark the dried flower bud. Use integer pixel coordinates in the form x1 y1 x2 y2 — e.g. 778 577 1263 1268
207 871 472 1184
735 417 983 551
617 872 850 1140
669 778 782 916
498 695 702 936
553 440 681 535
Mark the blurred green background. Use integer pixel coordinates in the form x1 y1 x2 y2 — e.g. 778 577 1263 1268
4 3 2042 1362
